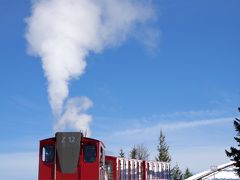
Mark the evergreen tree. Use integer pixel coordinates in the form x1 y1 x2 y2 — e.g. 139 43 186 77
226 107 240 177
183 168 192 179
156 129 171 162
119 148 125 158
171 164 183 180
129 145 137 159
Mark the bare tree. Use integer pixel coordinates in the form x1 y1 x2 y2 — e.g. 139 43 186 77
136 144 149 160
129 144 149 160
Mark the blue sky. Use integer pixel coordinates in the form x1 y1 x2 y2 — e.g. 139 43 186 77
0 0 240 179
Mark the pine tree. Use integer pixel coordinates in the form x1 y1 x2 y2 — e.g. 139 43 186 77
183 168 192 179
171 164 183 180
129 145 137 159
226 107 240 177
119 148 125 158
156 129 171 162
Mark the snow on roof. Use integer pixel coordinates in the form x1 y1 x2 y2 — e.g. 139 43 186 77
186 162 239 180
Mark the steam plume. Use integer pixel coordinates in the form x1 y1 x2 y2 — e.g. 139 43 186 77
54 97 93 134
25 0 155 135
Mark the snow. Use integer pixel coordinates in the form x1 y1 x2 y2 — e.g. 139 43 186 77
186 162 240 180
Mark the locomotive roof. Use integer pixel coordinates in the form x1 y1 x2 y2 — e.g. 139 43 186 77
40 135 105 147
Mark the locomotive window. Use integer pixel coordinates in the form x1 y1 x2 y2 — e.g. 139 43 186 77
84 144 97 162
100 147 104 166
42 145 54 163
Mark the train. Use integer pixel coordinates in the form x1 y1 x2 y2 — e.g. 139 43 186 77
38 132 171 180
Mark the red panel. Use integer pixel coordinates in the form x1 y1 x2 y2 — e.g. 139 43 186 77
38 138 55 180
142 161 147 180
80 138 101 180
106 156 117 180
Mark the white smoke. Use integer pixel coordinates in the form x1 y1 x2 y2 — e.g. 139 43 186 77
54 97 93 134
25 0 156 135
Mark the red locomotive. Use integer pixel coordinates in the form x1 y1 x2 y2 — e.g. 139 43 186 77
39 132 171 180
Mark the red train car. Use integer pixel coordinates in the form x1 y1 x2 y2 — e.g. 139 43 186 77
38 132 170 180
105 156 171 180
